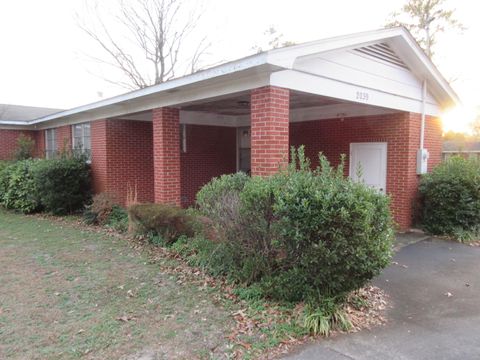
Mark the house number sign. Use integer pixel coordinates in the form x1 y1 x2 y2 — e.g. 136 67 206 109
356 91 370 102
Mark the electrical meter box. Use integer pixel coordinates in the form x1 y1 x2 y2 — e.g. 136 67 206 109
417 148 429 174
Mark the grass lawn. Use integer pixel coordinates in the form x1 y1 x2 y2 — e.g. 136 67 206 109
0 210 235 359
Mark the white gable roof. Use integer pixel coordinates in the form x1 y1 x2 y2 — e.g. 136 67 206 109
0 27 458 129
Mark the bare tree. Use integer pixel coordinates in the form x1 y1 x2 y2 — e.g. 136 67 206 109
78 0 210 90
386 0 464 58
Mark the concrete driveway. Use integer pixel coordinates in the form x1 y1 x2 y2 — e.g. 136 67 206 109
283 237 480 360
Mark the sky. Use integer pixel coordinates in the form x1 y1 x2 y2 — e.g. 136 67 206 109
0 0 478 132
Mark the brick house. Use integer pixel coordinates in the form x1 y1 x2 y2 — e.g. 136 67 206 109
0 28 458 229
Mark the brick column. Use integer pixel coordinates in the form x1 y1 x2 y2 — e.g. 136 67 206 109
250 86 290 176
152 107 181 206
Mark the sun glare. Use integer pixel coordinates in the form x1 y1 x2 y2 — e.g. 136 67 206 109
441 106 476 134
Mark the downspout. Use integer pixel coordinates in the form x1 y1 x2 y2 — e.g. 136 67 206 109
416 79 429 175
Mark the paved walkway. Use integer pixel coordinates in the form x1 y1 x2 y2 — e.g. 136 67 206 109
283 237 480 360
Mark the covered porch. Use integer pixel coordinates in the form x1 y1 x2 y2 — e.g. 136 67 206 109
99 85 441 229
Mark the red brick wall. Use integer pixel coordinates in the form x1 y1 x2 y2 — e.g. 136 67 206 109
91 120 109 195
34 130 45 158
57 125 72 152
91 119 154 204
251 86 290 176
0 129 36 160
290 112 442 229
181 124 237 206
425 115 443 169
152 108 181 206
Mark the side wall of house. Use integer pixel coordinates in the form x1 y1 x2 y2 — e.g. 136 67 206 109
290 113 442 229
180 124 237 206
91 119 154 205
0 129 37 160
0 125 74 161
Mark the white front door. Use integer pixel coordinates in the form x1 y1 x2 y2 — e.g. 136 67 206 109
349 142 387 193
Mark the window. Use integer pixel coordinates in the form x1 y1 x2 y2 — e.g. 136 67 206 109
45 128 57 159
72 122 91 160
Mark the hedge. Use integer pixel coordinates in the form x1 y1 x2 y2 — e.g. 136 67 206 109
0 155 91 214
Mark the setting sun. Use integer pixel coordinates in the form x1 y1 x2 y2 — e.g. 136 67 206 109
441 105 477 134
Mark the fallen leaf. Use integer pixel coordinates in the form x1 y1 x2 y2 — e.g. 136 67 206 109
117 315 135 322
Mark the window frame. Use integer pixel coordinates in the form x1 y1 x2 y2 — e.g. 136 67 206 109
45 128 57 159
71 122 91 162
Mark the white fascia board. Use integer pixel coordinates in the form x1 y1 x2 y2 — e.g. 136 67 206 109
0 124 31 130
266 27 458 108
28 70 272 130
271 69 441 116
386 35 460 108
12 55 270 127
266 27 409 68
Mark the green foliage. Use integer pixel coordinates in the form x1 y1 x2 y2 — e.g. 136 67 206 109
33 155 91 215
0 156 91 214
195 147 394 305
128 203 196 244
106 205 129 232
303 299 352 336
419 156 480 239
386 0 464 58
13 134 35 160
0 159 41 213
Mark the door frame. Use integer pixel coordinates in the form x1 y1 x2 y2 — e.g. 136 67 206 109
349 142 387 193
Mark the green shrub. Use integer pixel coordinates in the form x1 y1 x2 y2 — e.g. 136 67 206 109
419 157 480 239
128 203 196 244
0 156 91 214
13 134 35 160
268 151 393 301
0 159 41 213
303 299 352 336
195 147 394 305
0 160 11 195
196 172 249 233
106 205 128 232
33 155 91 215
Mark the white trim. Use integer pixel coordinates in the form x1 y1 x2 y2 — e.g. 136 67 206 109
0 27 458 130
45 128 57 159
271 69 440 116
72 122 92 160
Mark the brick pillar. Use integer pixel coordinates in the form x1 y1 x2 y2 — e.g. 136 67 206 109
152 107 181 206
250 86 290 176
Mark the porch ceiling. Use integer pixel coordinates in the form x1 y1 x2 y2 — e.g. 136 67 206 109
179 91 343 116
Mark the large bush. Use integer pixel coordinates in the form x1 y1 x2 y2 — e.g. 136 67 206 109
128 203 197 244
195 147 394 304
419 156 480 239
33 155 91 214
0 159 41 213
0 155 91 214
